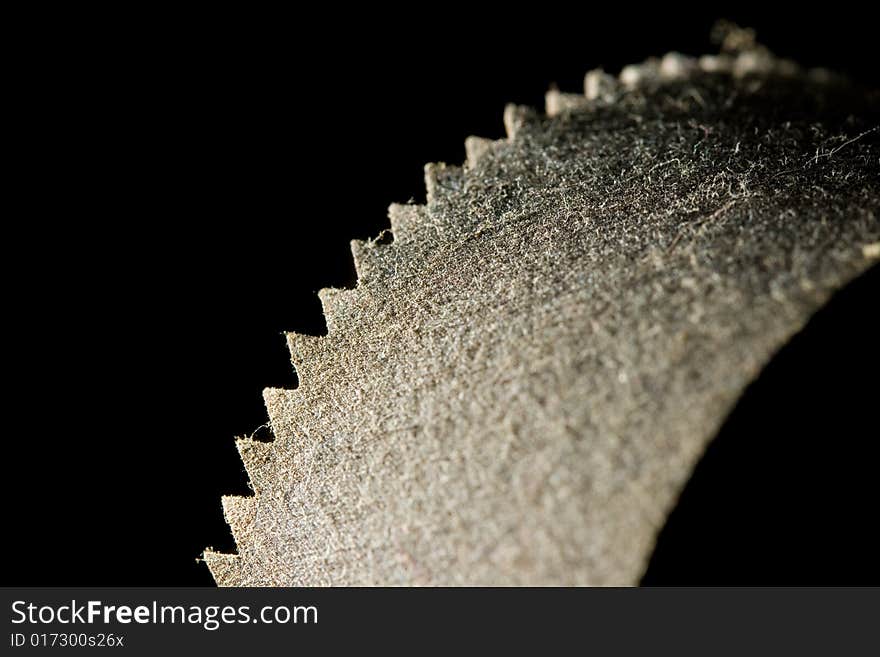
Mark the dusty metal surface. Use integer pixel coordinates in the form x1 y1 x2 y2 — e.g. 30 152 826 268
205 41 879 585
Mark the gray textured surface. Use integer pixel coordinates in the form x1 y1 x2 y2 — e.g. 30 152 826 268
205 46 879 586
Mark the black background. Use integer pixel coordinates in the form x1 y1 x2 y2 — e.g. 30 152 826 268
6 6 878 585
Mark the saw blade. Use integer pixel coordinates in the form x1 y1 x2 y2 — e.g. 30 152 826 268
204 37 879 586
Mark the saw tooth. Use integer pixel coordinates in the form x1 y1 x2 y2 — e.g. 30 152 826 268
350 238 388 284
424 162 464 206
263 386 321 448
733 50 777 78
619 57 661 87
698 54 734 73
464 136 497 168
263 386 301 439
203 550 244 586
317 286 359 334
236 438 273 494
350 239 370 280
545 90 589 116
222 495 258 552
545 89 563 116
584 68 619 101
285 332 325 385
659 52 698 79
388 203 427 241
503 103 537 139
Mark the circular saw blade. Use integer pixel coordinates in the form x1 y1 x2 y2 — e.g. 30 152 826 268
205 40 880 586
